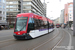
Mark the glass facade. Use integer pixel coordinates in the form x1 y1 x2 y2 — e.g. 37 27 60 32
23 2 31 5
11 13 18 15
0 0 6 21
6 9 9 11
8 1 18 4
6 5 18 8
10 5 18 8
10 9 19 11
7 12 18 16
6 0 46 25
23 10 31 13
23 6 31 9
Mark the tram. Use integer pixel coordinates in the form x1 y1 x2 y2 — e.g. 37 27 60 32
13 13 54 39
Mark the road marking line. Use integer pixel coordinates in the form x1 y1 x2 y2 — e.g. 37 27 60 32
0 35 12 38
51 32 64 50
32 29 59 50
0 38 14 43
64 30 72 50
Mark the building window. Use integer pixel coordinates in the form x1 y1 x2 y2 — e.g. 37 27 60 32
7 13 9 15
70 17 71 19
69 11 72 13
12 13 18 15
23 2 31 5
6 6 9 8
23 10 31 13
9 1 18 4
23 6 31 9
10 9 18 11
3 6 5 9
69 14 72 16
9 5 18 8
3 12 5 15
69 4 73 7
69 7 73 10
3 17 6 20
6 9 9 11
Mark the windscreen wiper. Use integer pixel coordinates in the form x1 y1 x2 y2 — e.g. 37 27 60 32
19 23 26 31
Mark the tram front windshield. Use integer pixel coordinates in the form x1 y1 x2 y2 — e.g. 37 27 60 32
15 17 28 32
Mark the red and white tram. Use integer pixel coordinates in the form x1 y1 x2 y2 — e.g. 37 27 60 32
13 13 54 40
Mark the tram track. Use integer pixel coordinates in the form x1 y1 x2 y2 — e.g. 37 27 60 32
0 38 16 48
0 40 23 48
26 29 60 50
0 35 12 38
0 30 56 49
0 28 72 50
0 29 61 50
51 29 72 50
0 38 27 48
0 38 15 43
30 29 65 50
51 29 65 50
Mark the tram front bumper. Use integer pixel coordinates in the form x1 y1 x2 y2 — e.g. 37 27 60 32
13 33 32 39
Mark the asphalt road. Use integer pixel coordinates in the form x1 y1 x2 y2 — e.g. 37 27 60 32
0 28 74 50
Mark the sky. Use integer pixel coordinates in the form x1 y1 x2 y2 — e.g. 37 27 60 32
41 0 73 20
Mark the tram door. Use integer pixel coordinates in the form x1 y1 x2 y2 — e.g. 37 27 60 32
27 17 35 37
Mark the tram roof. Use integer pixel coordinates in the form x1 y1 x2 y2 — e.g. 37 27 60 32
17 13 53 23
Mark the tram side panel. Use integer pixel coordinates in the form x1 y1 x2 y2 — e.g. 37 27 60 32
29 17 54 38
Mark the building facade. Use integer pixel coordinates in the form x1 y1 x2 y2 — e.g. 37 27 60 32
59 9 64 24
53 17 60 25
6 0 46 25
0 0 8 28
64 2 73 26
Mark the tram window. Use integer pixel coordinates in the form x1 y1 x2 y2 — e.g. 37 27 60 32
28 18 34 32
38 19 40 27
34 19 45 29
28 23 34 29
34 19 39 29
40 20 45 29
39 20 41 26
49 23 51 28
43 21 47 28
34 19 49 29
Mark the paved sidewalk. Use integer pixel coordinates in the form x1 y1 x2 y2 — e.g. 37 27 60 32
65 28 75 50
